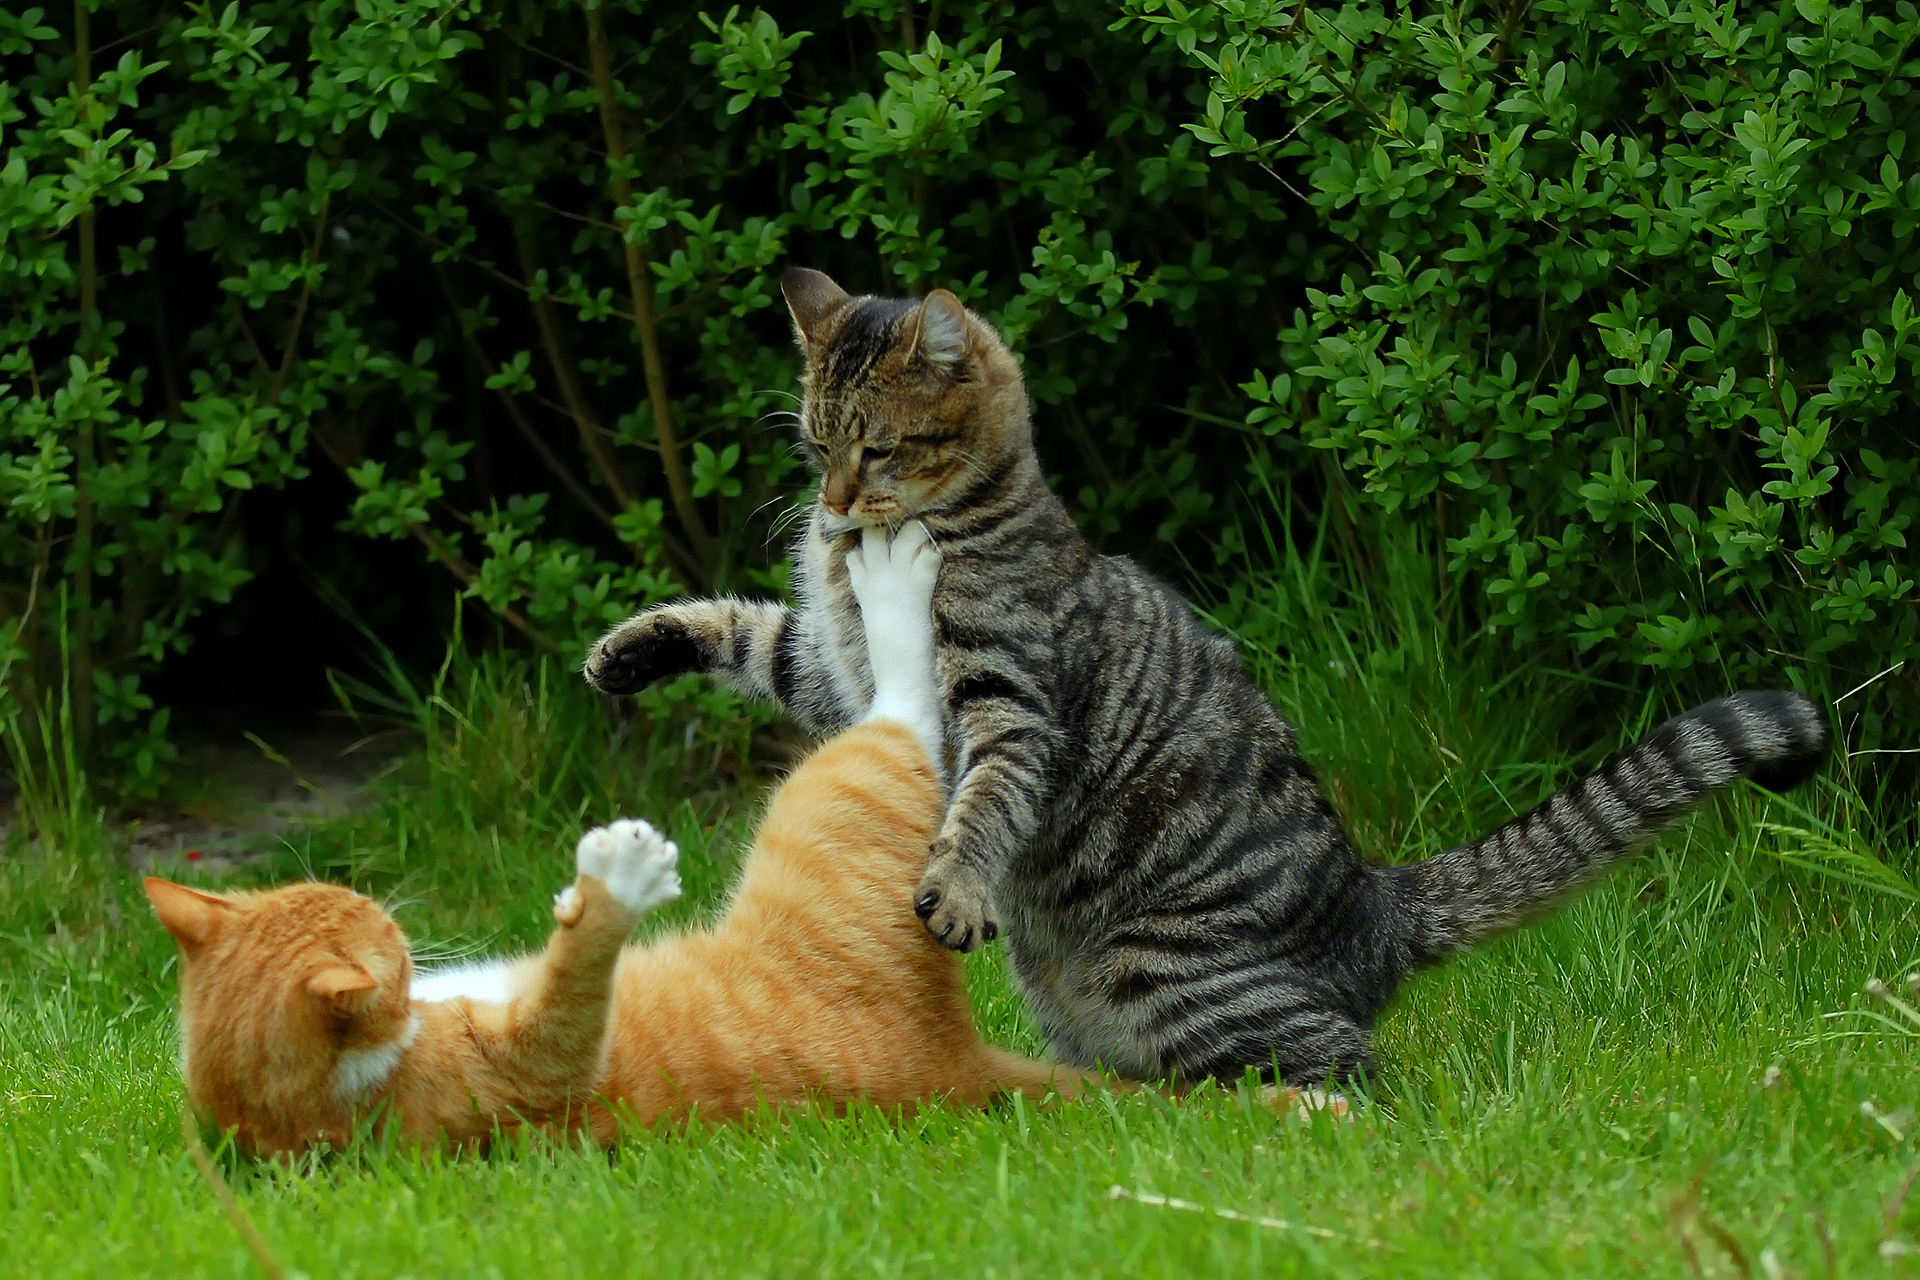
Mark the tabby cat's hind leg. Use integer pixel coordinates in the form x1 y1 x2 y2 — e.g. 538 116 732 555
1165 1004 1375 1092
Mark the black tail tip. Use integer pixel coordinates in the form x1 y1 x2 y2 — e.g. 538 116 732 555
1711 689 1831 793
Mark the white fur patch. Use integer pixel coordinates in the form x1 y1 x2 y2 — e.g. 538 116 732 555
410 960 514 1005
846 522 945 770
333 1013 420 1101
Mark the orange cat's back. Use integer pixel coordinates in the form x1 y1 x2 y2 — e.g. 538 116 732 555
150 718 1084 1158
599 719 1071 1129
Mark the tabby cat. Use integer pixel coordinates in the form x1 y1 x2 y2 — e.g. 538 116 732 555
148 526 1084 1158
584 268 1831 1086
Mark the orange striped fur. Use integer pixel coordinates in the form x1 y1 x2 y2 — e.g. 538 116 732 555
147 719 1090 1158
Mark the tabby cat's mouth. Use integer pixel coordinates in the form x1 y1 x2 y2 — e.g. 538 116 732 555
818 505 908 536
816 508 861 537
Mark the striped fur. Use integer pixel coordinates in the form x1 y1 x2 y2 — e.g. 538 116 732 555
585 270 1832 1085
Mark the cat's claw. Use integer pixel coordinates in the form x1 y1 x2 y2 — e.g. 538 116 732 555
571 818 682 916
915 853 996 954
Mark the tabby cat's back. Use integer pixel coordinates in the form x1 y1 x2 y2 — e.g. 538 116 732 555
584 267 1831 1087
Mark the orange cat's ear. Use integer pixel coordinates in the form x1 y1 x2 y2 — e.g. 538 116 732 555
781 267 851 345
143 878 235 952
306 965 378 1014
911 289 971 369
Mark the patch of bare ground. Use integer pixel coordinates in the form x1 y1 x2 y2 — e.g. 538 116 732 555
121 729 404 875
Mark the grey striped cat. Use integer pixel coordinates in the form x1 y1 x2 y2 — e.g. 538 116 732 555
585 269 1830 1085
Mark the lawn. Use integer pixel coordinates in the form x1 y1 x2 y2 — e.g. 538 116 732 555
4 563 1917 1278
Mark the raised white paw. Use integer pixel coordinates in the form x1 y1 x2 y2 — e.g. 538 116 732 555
845 520 940 624
572 818 681 915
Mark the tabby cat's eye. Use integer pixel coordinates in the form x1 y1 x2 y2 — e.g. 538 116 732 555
862 446 893 466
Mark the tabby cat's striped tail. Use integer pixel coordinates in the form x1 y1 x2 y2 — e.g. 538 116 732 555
1396 691 1830 964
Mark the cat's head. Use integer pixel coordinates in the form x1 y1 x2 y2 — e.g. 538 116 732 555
781 267 1028 528
144 878 416 1157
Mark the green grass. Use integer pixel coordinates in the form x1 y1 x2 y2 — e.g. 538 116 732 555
5 548 1919 1278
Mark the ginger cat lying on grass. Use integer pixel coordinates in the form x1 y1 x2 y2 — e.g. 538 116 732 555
146 525 1087 1158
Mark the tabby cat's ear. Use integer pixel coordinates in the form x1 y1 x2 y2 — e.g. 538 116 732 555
144 878 235 952
306 965 378 1014
911 289 971 370
781 267 851 345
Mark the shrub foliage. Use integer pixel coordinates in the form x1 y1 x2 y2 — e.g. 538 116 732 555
1127 0 1920 744
2 0 1915 788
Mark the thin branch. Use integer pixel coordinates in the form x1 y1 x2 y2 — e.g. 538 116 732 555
1108 1186 1392 1252
70 0 97 744
269 189 330 406
310 410 559 653
433 261 617 531
513 226 635 511
1839 661 1906 705
227 294 274 381
583 0 715 576
368 198 532 297
406 524 557 653
150 274 183 420
180 1107 289 1280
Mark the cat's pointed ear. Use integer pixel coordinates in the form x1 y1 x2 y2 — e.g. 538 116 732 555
144 878 235 952
306 965 378 1013
911 289 971 370
781 267 851 345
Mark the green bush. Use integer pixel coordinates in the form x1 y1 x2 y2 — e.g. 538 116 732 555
1123 0 1920 747
3 0 1916 791
2 0 1285 791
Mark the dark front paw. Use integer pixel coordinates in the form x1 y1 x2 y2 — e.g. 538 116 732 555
584 611 706 695
914 850 997 953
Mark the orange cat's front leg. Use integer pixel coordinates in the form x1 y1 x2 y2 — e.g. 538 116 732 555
394 820 681 1145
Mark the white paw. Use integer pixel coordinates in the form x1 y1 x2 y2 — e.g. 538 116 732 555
846 521 940 621
848 522 946 766
573 818 682 915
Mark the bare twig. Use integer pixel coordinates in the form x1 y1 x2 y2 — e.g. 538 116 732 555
309 410 560 653
512 227 635 512
1107 1185 1393 1251
1837 661 1905 705
405 524 557 653
179 1106 289 1280
583 0 715 575
70 0 97 743
269 189 330 405
1884 1158 1920 1237
434 262 616 530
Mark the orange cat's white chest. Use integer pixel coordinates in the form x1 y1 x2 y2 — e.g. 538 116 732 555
333 1012 420 1101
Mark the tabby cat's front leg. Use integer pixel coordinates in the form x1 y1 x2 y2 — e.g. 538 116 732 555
585 599 847 730
915 654 1064 953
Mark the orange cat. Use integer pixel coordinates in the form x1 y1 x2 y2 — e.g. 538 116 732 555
147 525 1088 1158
